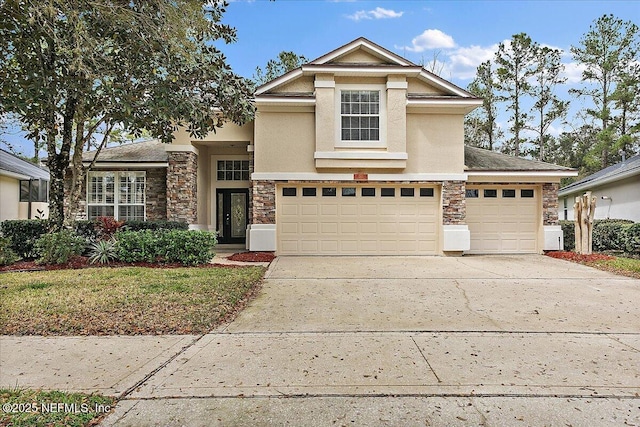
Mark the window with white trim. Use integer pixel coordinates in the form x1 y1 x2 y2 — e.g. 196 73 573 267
336 85 386 147
87 171 145 221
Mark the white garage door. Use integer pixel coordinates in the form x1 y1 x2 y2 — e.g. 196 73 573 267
466 186 540 254
277 185 439 255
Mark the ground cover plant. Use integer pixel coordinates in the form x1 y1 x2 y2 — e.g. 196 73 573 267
0 388 115 427
547 251 640 279
0 266 265 335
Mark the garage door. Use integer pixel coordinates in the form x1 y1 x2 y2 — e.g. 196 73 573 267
277 185 439 255
466 186 540 254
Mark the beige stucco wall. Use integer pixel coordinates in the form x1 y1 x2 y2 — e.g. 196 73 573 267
405 113 464 174
561 176 640 222
254 112 316 173
273 76 314 93
334 50 388 64
407 77 447 95
172 122 254 146
0 175 20 221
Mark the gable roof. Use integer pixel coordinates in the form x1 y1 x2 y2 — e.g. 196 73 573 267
464 146 574 172
82 139 168 164
255 37 477 99
0 149 50 180
559 153 640 196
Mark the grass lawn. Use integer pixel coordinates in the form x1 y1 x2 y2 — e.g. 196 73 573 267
591 256 640 279
0 389 115 427
0 266 265 335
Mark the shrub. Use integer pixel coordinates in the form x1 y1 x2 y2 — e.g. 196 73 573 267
624 223 640 254
0 219 51 258
0 236 20 266
96 216 125 239
74 220 99 241
35 230 86 265
559 220 575 251
124 220 189 231
160 230 217 265
114 230 162 263
88 239 118 264
592 221 632 252
114 229 216 265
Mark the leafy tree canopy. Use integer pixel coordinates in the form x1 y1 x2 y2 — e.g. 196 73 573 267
253 51 308 86
0 0 255 228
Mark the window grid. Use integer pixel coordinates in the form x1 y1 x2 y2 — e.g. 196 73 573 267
217 160 250 181
340 90 380 141
87 171 145 221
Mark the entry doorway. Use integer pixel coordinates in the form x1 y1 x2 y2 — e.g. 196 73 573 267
216 189 249 244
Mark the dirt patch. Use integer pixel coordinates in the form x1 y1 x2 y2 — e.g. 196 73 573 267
227 252 276 262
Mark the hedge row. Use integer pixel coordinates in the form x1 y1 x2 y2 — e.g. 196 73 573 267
1 219 189 258
115 230 217 265
559 219 639 253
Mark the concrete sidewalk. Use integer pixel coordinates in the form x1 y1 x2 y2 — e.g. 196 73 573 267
1 255 639 426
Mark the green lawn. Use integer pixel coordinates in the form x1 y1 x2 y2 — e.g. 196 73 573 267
0 266 265 335
0 389 115 427
591 256 640 279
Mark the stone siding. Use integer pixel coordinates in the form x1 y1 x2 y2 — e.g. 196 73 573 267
252 180 276 224
542 182 560 225
166 151 198 224
442 180 466 225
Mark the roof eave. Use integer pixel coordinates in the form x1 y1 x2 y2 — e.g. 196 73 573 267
559 167 640 196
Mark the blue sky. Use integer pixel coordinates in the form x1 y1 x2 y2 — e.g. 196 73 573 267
2 0 639 156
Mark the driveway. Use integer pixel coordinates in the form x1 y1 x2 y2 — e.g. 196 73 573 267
102 255 640 426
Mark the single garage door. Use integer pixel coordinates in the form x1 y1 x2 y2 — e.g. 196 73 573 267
466 186 540 254
277 185 439 255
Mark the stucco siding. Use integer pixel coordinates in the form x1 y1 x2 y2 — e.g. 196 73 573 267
273 76 314 93
173 122 254 146
0 175 20 221
561 176 640 222
407 77 448 95
254 112 316 173
405 113 464 174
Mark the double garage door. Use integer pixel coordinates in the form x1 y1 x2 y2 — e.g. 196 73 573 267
277 185 439 255
466 186 540 254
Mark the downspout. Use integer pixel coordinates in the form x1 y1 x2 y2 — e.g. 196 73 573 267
28 179 33 219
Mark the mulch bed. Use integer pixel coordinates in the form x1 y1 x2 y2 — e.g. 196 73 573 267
227 251 276 262
546 251 614 263
0 256 238 272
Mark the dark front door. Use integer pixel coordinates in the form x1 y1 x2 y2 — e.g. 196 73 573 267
216 189 249 244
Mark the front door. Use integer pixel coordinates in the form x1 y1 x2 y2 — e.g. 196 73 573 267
216 189 249 244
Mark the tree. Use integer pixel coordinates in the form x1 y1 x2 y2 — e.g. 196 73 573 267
0 1 254 229
570 14 640 168
465 61 503 150
526 46 568 161
495 33 538 157
253 51 308 86
611 63 640 158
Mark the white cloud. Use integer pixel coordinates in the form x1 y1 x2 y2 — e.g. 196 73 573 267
402 29 456 52
446 43 499 79
562 62 586 84
347 7 403 21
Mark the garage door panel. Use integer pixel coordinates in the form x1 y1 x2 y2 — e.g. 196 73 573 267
277 185 438 255
467 186 539 254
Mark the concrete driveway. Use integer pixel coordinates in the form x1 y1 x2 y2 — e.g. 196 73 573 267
101 254 640 426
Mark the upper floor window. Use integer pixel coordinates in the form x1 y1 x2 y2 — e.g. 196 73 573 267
336 85 386 148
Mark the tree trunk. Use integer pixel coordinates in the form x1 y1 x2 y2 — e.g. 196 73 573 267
574 197 582 253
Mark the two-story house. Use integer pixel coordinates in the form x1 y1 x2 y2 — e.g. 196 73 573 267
77 38 576 255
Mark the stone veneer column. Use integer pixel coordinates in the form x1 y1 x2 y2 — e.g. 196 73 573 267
441 180 470 253
252 180 276 224
442 180 466 224
542 183 560 225
166 151 198 225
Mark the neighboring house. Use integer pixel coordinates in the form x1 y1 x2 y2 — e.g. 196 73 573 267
0 149 50 221
559 154 640 222
71 38 577 254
